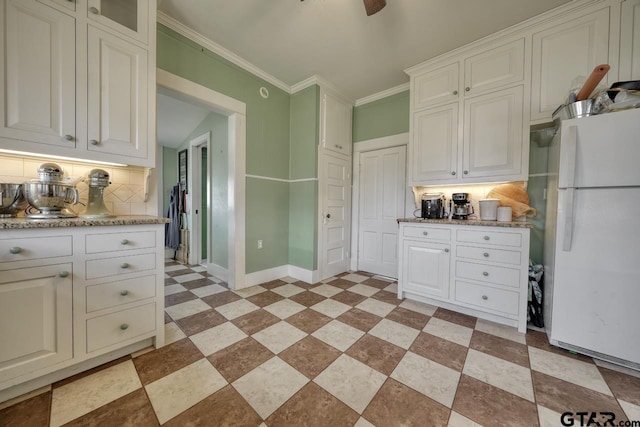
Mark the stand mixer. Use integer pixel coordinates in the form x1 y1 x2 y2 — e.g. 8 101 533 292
80 169 115 218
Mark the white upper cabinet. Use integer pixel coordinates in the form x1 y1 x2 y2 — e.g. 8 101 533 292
620 0 640 80
321 90 352 156
0 0 76 148
87 0 149 45
413 63 460 110
463 38 525 96
530 7 610 123
38 0 76 12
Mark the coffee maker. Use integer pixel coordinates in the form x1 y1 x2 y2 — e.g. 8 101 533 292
451 193 473 220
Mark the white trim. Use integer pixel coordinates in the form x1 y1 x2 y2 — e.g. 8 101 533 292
529 173 552 177
209 264 229 282
244 264 320 287
188 132 210 266
288 265 320 284
290 74 354 105
246 174 318 183
354 83 410 107
354 132 410 153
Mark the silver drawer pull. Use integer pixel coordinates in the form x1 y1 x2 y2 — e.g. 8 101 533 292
482 271 489 277
444 248 449 253
64 134 74 141
484 236 490 241
89 139 99 146
59 271 69 278
120 289 129 296
120 323 129 330
483 252 489 257
422 231 428 236
120 262 129 269
482 295 488 300
121 239 129 245
9 247 21 254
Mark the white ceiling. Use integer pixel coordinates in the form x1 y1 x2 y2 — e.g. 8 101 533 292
158 0 571 101
157 89 211 148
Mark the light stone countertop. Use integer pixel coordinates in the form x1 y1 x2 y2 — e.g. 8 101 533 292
398 218 533 228
0 215 171 229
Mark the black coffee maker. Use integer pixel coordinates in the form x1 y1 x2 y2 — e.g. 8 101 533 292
421 193 446 219
451 193 473 219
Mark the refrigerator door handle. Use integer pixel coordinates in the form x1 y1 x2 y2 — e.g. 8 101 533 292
559 126 577 189
562 188 576 251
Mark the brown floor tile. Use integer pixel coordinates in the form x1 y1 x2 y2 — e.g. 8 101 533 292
53 356 131 388
470 330 529 368
355 271 374 277
165 269 196 277
289 291 327 307
246 290 285 307
266 382 359 427
453 375 539 427
331 291 367 306
207 337 274 383
175 309 227 336
336 308 382 332
260 279 287 289
327 278 357 290
363 378 450 427
346 335 406 375
164 277 177 286
231 309 281 335
386 307 430 330
371 290 402 306
164 260 180 266
165 290 198 307
0 391 51 427
180 277 215 290
433 308 477 329
133 339 203 385
292 280 316 289
526 330 594 363
285 308 332 334
201 290 242 308
532 371 628 421
164 385 261 427
409 332 468 372
64 389 158 427
361 277 392 289
598 367 640 406
279 336 341 379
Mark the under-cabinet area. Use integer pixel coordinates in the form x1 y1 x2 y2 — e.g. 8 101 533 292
397 220 531 332
0 219 166 402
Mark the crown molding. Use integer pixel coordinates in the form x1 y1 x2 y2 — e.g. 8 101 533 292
291 75 355 105
354 82 410 107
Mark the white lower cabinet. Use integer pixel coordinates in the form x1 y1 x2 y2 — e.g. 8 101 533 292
398 222 530 332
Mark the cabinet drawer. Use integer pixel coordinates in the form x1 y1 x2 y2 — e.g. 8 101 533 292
86 275 156 313
86 302 156 353
0 236 72 263
456 245 521 265
403 226 451 241
456 229 522 247
455 281 519 316
455 261 520 288
86 253 155 279
86 231 156 254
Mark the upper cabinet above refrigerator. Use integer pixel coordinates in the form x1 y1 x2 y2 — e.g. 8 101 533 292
87 0 150 45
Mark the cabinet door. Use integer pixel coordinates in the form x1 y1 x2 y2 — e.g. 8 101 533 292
0 0 75 148
531 7 610 122
463 86 524 179
401 239 450 300
87 26 148 161
413 62 459 110
464 38 525 96
410 103 458 185
620 0 640 81
0 263 72 382
321 92 352 156
87 0 149 44
38 0 76 13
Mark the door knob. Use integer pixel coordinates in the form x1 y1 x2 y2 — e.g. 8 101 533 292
326 213 331 219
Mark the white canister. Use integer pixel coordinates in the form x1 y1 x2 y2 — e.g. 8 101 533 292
497 206 512 222
479 199 500 220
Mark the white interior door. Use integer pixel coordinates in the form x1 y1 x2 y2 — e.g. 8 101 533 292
320 153 351 279
357 146 406 278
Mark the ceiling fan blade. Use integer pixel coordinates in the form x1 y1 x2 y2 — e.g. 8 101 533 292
363 0 386 16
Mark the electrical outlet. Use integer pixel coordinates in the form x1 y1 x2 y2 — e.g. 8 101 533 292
257 240 263 249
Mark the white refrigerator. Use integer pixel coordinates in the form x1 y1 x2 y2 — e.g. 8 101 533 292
544 108 640 369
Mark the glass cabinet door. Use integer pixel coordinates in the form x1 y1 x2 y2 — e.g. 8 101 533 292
87 0 149 44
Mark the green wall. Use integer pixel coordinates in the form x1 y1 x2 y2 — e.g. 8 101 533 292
162 146 177 216
353 90 410 143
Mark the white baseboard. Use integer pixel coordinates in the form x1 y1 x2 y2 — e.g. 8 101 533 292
287 264 320 284
208 264 229 282
243 264 319 288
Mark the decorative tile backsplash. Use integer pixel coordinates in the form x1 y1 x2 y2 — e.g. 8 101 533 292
0 154 153 216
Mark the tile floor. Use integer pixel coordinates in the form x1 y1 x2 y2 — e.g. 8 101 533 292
1 260 639 426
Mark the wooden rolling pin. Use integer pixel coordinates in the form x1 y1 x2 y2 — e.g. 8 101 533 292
576 64 610 101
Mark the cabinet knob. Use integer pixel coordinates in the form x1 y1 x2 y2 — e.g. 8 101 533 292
89 139 99 146
444 248 449 253
59 271 69 278
120 289 129 296
483 252 489 257
465 87 470 92
484 236 490 241
483 271 489 277
463 170 468 175
326 213 331 219
120 262 129 269
422 231 428 236
453 90 458 95
64 134 74 141
120 239 129 245
451 171 456 176
9 246 21 254
482 295 488 300
120 323 129 330
89 6 100 14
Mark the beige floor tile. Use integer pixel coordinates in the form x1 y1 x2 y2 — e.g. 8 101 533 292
310 284 344 298
232 357 309 419
620 400 640 421
164 265 188 273
190 284 227 298
174 273 207 283
164 284 188 296
368 319 420 350
355 298 395 317
537 404 563 427
263 299 306 319
165 299 211 321
423 317 473 347
348 284 380 297
399 299 438 316
311 299 352 318
312 320 365 351
384 283 398 293
281 276 298 283
145 358 227 424
190 322 247 356
164 322 187 345
341 273 368 283
50 360 141 427
252 321 307 354
448 411 484 426
215 299 259 320
474 319 526 345
354 417 376 427
462 349 534 402
233 285 267 298
190 266 207 272
391 351 460 408
270 283 305 297
528 346 612 396
314 354 387 413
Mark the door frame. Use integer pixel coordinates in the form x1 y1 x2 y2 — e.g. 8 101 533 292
350 132 411 272
157 69 247 290
188 132 210 266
